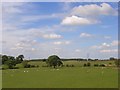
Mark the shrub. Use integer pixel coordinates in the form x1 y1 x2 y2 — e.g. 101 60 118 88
94 64 99 67
71 64 74 67
12 67 19 69
24 64 31 68
84 63 91 67
87 62 91 66
66 64 69 67
84 63 87 67
99 64 105 67
36 65 39 67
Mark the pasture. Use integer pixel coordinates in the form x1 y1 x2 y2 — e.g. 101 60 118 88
2 60 118 88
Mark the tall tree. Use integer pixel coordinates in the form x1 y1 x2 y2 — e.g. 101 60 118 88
16 55 24 64
46 55 63 68
2 55 8 64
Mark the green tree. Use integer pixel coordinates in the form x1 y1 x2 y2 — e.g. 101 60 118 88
57 60 63 67
4 60 16 69
46 55 63 68
114 59 120 67
16 55 24 64
2 55 8 64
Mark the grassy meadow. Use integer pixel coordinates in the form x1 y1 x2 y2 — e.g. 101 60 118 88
2 60 118 88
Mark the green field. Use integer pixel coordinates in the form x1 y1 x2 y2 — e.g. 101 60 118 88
2 61 118 88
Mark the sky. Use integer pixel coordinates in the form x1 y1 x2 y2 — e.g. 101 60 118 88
1 2 118 59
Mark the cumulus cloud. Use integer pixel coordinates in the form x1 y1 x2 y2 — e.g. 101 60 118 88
61 3 117 26
71 3 117 17
53 41 70 45
91 41 118 54
80 33 92 38
61 15 99 25
91 42 110 49
111 40 118 46
42 33 62 39
100 49 118 53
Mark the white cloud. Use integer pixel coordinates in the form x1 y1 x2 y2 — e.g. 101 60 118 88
75 49 81 52
11 28 62 39
102 43 110 47
91 42 110 49
104 36 111 39
61 3 117 26
71 3 117 17
42 33 62 39
91 41 118 54
20 13 67 22
111 40 118 46
80 33 92 38
61 15 99 25
53 41 70 45
2 2 25 14
100 49 118 53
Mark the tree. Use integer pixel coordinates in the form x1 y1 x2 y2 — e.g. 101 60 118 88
114 59 120 67
4 60 16 69
46 55 63 68
57 60 63 67
110 57 115 60
16 55 24 64
2 55 8 64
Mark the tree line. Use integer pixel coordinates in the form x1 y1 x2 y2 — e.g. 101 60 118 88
1 54 119 69
2 55 24 69
1 54 63 69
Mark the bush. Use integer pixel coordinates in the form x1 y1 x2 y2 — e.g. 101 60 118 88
66 64 69 67
94 64 99 67
36 65 39 67
99 64 105 67
84 63 91 67
71 64 74 67
24 64 31 68
87 62 91 66
12 67 19 69
84 63 87 67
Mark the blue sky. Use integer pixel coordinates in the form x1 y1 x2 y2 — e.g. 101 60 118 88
1 2 118 59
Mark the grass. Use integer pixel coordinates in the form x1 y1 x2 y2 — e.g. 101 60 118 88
2 60 118 88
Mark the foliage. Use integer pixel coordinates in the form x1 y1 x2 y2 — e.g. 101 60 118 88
4 60 16 69
16 55 24 64
66 64 75 67
94 64 99 67
2 55 8 64
99 64 106 67
46 55 63 68
84 62 91 67
114 59 120 67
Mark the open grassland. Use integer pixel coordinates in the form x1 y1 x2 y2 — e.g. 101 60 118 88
2 60 118 88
